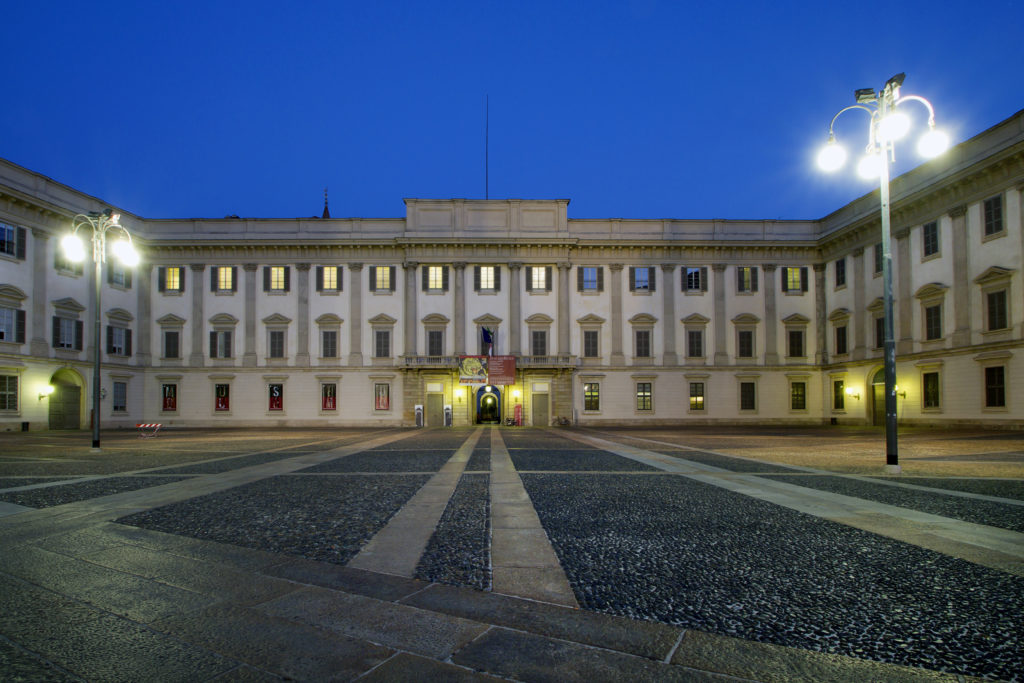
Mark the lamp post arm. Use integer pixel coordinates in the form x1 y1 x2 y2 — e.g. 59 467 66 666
827 104 875 136
894 94 938 126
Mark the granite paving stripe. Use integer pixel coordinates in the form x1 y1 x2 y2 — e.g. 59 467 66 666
256 585 489 660
507 448 659 472
0 477 75 491
0 476 195 508
264 557 427 602
451 627 702 682
151 603 394 681
868 476 1024 501
348 428 482 576
153 452 311 475
299 450 457 473
359 652 505 682
490 428 578 607
0 635 78 682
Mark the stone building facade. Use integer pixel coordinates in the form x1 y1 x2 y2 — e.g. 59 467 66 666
1 110 1022 430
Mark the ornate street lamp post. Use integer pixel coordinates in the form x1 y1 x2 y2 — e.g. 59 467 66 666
817 73 948 473
61 210 139 451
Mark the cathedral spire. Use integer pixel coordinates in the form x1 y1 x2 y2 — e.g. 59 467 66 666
322 187 330 219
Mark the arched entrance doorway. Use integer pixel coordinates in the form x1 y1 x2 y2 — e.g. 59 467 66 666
870 368 885 426
476 385 501 424
49 368 84 430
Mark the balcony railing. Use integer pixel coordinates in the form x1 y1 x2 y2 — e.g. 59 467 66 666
402 355 459 368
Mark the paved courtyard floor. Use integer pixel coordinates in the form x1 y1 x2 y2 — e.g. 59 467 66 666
0 425 1021 682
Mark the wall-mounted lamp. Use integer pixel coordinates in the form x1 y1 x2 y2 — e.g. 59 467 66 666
39 385 55 401
512 389 521 401
894 385 906 399
844 387 861 401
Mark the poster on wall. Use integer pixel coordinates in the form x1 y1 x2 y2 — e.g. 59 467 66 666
215 384 230 411
269 383 283 411
487 355 516 385
322 383 336 411
374 383 390 410
162 384 177 412
458 356 488 384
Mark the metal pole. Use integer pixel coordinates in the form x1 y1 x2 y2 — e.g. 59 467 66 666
878 99 900 473
91 228 103 451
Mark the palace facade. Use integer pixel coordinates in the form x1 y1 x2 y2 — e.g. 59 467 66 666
1 110 1022 430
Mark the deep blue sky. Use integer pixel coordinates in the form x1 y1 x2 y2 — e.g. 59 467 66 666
3 1 1021 221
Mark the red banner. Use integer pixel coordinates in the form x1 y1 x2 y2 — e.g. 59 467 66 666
487 355 516 385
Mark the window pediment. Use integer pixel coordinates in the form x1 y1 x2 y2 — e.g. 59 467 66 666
914 283 949 299
576 313 606 325
106 307 134 324
368 313 397 325
52 297 86 314
157 314 186 326
0 284 27 305
828 307 851 322
973 266 1015 286
262 313 293 325
731 313 760 325
473 313 503 326
781 313 810 325
209 313 239 326
628 313 658 325
682 313 709 325
866 298 884 313
525 313 553 324
316 313 344 325
421 313 450 325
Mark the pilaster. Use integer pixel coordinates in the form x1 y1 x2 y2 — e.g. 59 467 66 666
404 261 418 356
660 264 677 366
348 263 363 365
894 228 913 355
295 263 311 367
135 263 153 365
949 205 971 347
30 228 49 356
713 263 728 365
851 248 866 360
508 262 522 355
557 262 571 355
242 263 258 367
453 262 466 356
189 264 205 367
813 263 827 364
760 263 777 365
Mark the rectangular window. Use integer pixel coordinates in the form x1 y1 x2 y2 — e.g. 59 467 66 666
215 383 230 411
268 383 283 411
687 329 703 358
787 329 804 358
630 267 653 292
737 330 754 358
528 266 550 291
874 243 883 274
922 221 939 257
321 383 337 411
875 317 885 349
577 266 602 292
833 379 845 410
269 330 285 358
0 375 17 411
374 330 390 358
476 266 497 291
791 382 806 410
158 266 184 293
739 382 756 411
210 330 232 358
55 250 84 275
922 372 940 409
636 382 652 411
834 257 846 288
316 266 341 292
635 329 651 358
424 265 448 291
835 325 848 355
163 330 180 359
322 330 337 358
374 383 390 410
371 266 393 292
264 266 289 292
689 382 705 411
0 307 26 343
987 290 1008 331
531 330 547 356
583 382 600 411
112 381 127 412
781 266 808 293
161 384 177 412
215 266 235 292
583 330 599 358
427 330 444 356
108 263 131 288
0 223 26 259
924 304 942 340
54 317 81 350
737 266 758 293
983 195 1003 236
106 325 131 357
684 267 707 292
985 366 1005 408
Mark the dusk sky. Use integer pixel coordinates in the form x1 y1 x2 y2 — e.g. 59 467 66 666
4 1 1021 221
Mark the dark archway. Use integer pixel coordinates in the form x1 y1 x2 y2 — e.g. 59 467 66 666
476 385 501 424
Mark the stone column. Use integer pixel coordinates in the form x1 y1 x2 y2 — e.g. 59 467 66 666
761 264 777 365
135 263 153 365
949 206 970 347
894 228 913 354
508 262 522 355
557 262 571 356
189 264 205 367
453 262 466 356
404 262 419 356
295 263 310 367
30 229 49 357
813 263 827 364
348 263 363 366
242 264 258 367
713 264 728 365
660 264 677 366
609 264 625 364
852 248 866 359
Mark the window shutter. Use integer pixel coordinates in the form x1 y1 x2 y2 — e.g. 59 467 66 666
752 267 758 292
781 268 789 292
210 331 217 358
315 266 323 292
225 331 232 357
473 266 481 291
545 266 552 291
74 320 83 350
700 267 708 292
649 267 656 292
681 269 686 291
577 267 584 292
629 267 636 291
124 269 132 289
442 266 449 292
107 266 114 284
211 267 217 291
52 317 59 348
179 267 185 292
158 268 166 292
422 266 429 291
736 267 743 291
369 267 377 292
16 227 26 259
284 266 291 292
263 267 270 292
494 266 501 292
389 266 396 291
337 266 343 291
525 267 533 292
800 267 809 292
230 267 237 291
125 329 132 357
106 326 114 354
597 267 604 292
16 310 25 343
